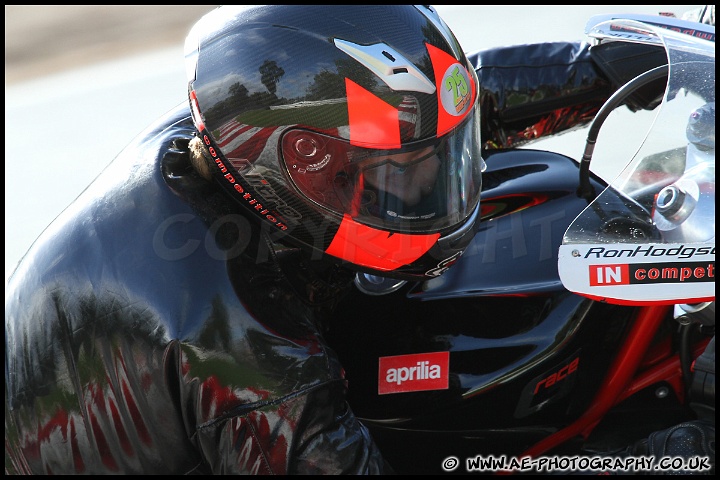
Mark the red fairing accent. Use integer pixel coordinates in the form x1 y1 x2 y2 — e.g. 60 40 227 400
346 78 401 149
426 42 477 136
325 214 440 271
519 305 671 461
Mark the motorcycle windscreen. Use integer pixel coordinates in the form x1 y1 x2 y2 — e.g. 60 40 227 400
558 19 715 305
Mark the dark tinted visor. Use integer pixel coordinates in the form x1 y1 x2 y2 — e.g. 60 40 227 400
281 108 484 233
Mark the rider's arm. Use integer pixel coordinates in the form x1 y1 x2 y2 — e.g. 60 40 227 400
173 338 388 475
468 41 666 150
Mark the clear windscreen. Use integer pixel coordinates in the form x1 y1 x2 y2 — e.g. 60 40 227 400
558 18 715 305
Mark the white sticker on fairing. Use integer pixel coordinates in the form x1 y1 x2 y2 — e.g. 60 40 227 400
558 242 715 304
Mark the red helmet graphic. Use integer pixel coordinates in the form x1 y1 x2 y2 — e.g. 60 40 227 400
185 5 484 280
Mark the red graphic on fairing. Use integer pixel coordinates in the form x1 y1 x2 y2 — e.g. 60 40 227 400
589 262 715 286
589 264 630 286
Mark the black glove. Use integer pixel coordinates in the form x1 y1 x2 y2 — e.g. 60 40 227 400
690 335 715 421
589 42 668 112
630 420 715 475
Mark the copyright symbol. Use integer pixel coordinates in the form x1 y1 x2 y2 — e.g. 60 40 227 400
442 456 459 472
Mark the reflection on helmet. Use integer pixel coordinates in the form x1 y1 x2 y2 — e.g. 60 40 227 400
185 5 484 280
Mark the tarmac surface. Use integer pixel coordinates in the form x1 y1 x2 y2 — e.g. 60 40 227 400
5 5 218 84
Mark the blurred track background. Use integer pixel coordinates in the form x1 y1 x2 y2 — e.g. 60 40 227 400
5 5 701 278
6 6 218 84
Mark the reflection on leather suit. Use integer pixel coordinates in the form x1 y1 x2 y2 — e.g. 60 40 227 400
5 106 385 474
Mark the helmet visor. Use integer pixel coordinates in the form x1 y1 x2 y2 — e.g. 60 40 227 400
281 110 484 233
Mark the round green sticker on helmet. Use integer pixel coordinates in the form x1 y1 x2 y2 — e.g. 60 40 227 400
440 63 472 116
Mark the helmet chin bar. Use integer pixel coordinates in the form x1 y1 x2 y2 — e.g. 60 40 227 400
351 200 482 294
354 272 407 296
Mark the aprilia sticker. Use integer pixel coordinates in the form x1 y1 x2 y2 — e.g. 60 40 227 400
378 351 449 395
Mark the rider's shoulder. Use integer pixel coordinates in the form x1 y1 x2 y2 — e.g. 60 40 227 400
4 104 227 306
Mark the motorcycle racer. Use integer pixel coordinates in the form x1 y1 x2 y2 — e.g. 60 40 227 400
5 5 712 475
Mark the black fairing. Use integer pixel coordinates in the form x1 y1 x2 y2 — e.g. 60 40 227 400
325 149 643 470
413 148 607 298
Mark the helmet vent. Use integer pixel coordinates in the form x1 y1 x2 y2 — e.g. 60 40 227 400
334 38 436 94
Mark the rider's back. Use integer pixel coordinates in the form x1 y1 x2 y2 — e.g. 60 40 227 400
4 105 384 474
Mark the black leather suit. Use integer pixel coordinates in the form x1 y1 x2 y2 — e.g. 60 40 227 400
5 40 661 474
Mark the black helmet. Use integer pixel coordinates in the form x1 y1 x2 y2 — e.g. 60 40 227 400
184 5 484 281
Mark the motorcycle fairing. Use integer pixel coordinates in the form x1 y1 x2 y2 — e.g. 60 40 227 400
409 148 610 299
558 18 715 305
